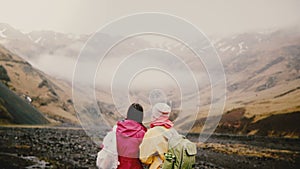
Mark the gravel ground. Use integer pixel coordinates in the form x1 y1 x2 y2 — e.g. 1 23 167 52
0 126 299 169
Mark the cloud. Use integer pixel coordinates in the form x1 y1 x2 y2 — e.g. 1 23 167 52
0 0 299 35
32 54 76 81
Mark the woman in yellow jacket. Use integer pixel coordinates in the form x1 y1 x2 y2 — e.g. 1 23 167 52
139 103 174 169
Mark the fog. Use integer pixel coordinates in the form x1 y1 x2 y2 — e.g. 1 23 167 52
0 0 299 36
1 0 300 88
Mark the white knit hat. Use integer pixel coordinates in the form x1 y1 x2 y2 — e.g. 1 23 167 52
152 103 171 120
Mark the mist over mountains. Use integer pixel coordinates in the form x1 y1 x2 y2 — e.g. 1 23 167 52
0 23 299 137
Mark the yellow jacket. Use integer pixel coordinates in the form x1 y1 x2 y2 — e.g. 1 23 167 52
139 126 169 169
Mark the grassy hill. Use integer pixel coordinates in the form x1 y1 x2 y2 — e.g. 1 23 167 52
0 81 48 124
0 44 78 125
182 28 300 137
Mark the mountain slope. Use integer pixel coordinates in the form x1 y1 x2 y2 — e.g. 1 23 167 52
0 44 78 125
185 28 300 137
0 82 49 124
218 29 300 118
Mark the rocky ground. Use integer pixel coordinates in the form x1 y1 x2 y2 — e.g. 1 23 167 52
0 126 299 169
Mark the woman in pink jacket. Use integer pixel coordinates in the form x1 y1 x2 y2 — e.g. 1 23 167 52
116 103 147 169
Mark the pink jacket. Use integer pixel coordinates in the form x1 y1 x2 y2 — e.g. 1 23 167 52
116 119 147 169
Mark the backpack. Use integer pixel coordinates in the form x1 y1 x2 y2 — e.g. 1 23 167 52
96 125 119 169
161 128 197 169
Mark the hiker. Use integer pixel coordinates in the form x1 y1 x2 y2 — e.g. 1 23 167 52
116 103 147 169
139 103 174 169
139 103 197 169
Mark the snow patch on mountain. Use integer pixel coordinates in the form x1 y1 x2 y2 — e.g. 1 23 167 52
238 42 244 49
217 42 225 48
34 37 42 44
0 28 7 38
237 41 247 55
220 45 231 52
28 35 33 41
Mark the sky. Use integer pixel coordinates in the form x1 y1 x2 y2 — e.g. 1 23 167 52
0 0 300 36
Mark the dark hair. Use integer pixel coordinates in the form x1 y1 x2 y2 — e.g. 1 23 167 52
127 103 144 123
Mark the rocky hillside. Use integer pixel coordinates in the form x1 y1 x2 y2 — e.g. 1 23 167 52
0 44 78 125
187 28 300 137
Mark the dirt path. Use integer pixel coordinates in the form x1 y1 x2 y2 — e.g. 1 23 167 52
0 126 299 168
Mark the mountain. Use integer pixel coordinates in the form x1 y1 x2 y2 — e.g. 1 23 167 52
217 28 300 117
0 23 299 137
0 23 88 61
185 28 300 137
0 44 78 125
